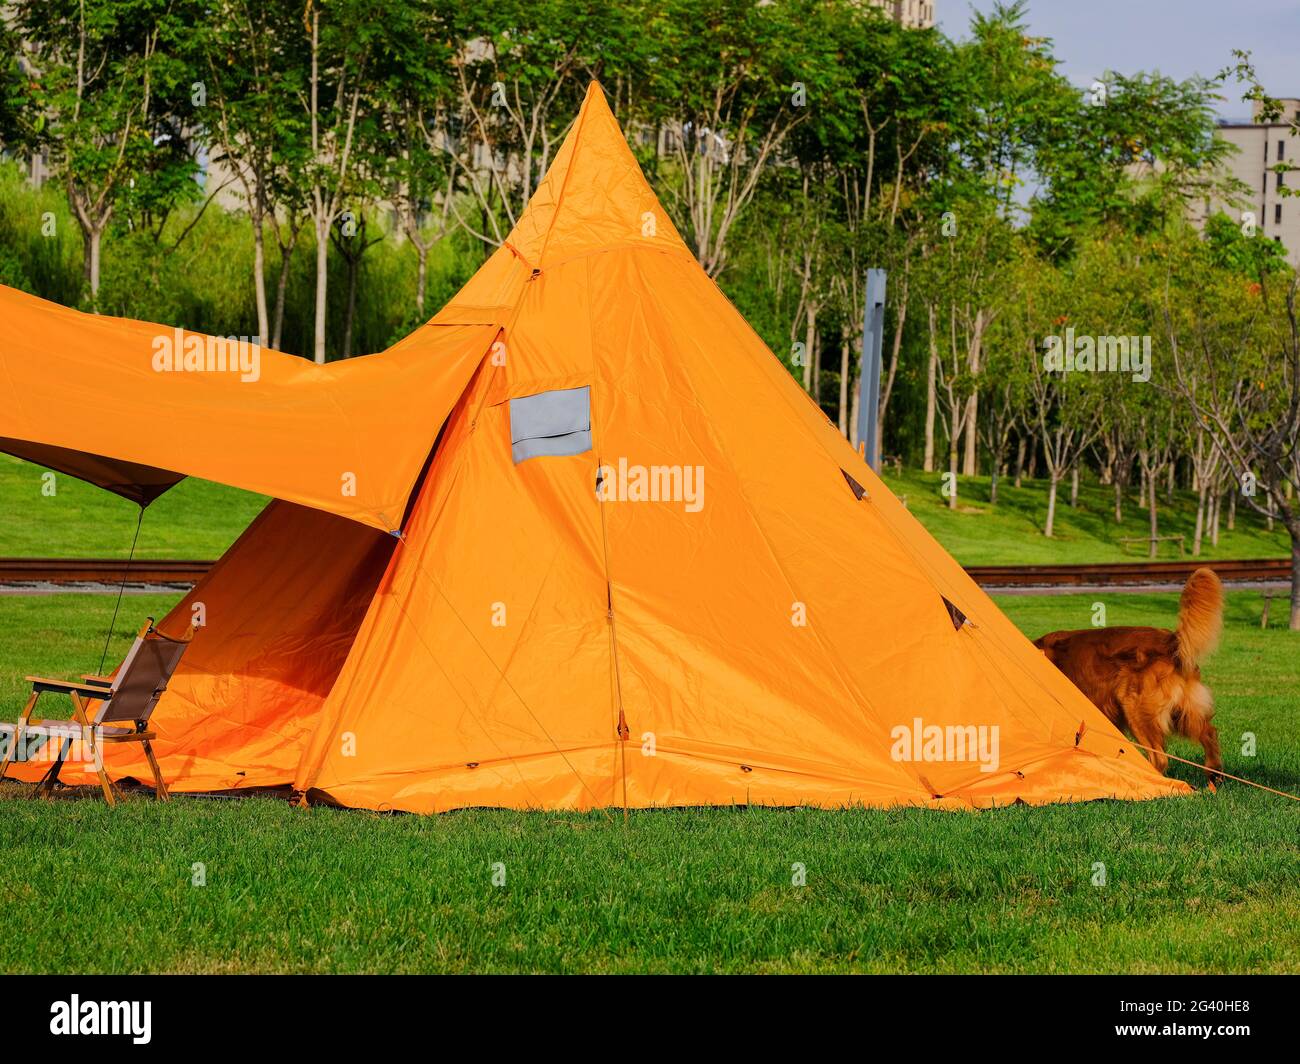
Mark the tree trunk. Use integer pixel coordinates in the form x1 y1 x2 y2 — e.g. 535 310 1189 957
838 324 850 436
923 304 937 472
803 304 817 395
1070 465 1080 508
1228 489 1237 531
876 295 907 464
1290 525 1300 631
313 222 329 364
1211 491 1222 548
849 367 861 449
271 223 301 352
341 254 359 359
1193 486 1207 556
1114 475 1124 524
1045 473 1059 537
961 393 978 476
947 407 960 511
85 224 103 303
272 251 292 351
1147 469 1159 559
1014 436 1026 489
252 215 270 345
812 319 822 408
416 244 428 318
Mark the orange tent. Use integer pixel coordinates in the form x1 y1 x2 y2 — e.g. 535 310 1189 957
1 84 1189 811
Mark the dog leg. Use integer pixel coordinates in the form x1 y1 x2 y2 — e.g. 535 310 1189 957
1128 714 1169 775
1177 683 1223 783
1198 722 1223 784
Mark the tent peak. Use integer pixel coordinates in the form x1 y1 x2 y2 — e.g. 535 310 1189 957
502 80 690 270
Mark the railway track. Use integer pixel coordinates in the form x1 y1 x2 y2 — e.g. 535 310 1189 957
966 557 1292 588
0 556 1291 589
0 558 211 585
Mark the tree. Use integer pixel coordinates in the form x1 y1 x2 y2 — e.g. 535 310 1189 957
0 20 37 149
920 199 1015 503
1217 50 1299 197
14 0 202 303
300 0 380 363
1033 71 1234 258
433 0 613 252
639 0 829 278
950 1 1076 221
1016 248 1103 537
1167 244 1300 628
367 0 460 320
197 0 313 348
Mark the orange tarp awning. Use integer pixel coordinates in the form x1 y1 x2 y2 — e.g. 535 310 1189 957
0 288 497 532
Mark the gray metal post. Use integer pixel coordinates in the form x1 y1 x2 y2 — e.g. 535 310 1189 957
857 268 887 471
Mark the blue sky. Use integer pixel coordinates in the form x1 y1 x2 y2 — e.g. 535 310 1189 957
943 0 1299 119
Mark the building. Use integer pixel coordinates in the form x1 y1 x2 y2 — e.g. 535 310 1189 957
867 0 936 29
1206 97 1300 267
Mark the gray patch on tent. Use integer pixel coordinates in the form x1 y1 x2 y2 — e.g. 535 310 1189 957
509 386 592 463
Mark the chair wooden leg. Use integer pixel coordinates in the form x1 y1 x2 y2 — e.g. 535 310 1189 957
142 740 169 802
0 689 40 783
35 738 71 799
74 694 115 808
92 757 116 806
87 739 115 804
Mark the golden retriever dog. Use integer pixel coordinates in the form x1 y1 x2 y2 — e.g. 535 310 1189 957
1034 568 1223 782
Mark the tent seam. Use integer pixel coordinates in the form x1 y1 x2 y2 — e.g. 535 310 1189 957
532 87 596 270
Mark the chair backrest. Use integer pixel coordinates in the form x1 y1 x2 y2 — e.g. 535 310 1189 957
95 623 194 726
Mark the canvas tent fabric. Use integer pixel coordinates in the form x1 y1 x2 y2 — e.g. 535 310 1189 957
0 286 497 531
2 83 1190 811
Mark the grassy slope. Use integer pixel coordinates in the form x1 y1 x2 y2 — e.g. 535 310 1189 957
2 453 1287 565
878 467 1291 565
1 589 1296 974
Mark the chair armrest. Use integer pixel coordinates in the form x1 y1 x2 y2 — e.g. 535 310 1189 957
25 676 112 698
79 675 114 687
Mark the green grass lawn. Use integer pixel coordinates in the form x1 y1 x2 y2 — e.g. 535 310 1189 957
2 452 1289 565
1 589 1296 973
0 453 266 559
878 467 1291 565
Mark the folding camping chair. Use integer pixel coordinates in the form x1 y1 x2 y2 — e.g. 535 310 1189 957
0 618 193 805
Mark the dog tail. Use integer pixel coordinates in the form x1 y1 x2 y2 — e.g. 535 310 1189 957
1176 567 1223 668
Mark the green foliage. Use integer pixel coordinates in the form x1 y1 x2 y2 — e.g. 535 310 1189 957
0 161 82 301
946 0 1076 213
0 156 484 358
11 0 207 299
1202 211 1290 278
1032 72 1232 259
